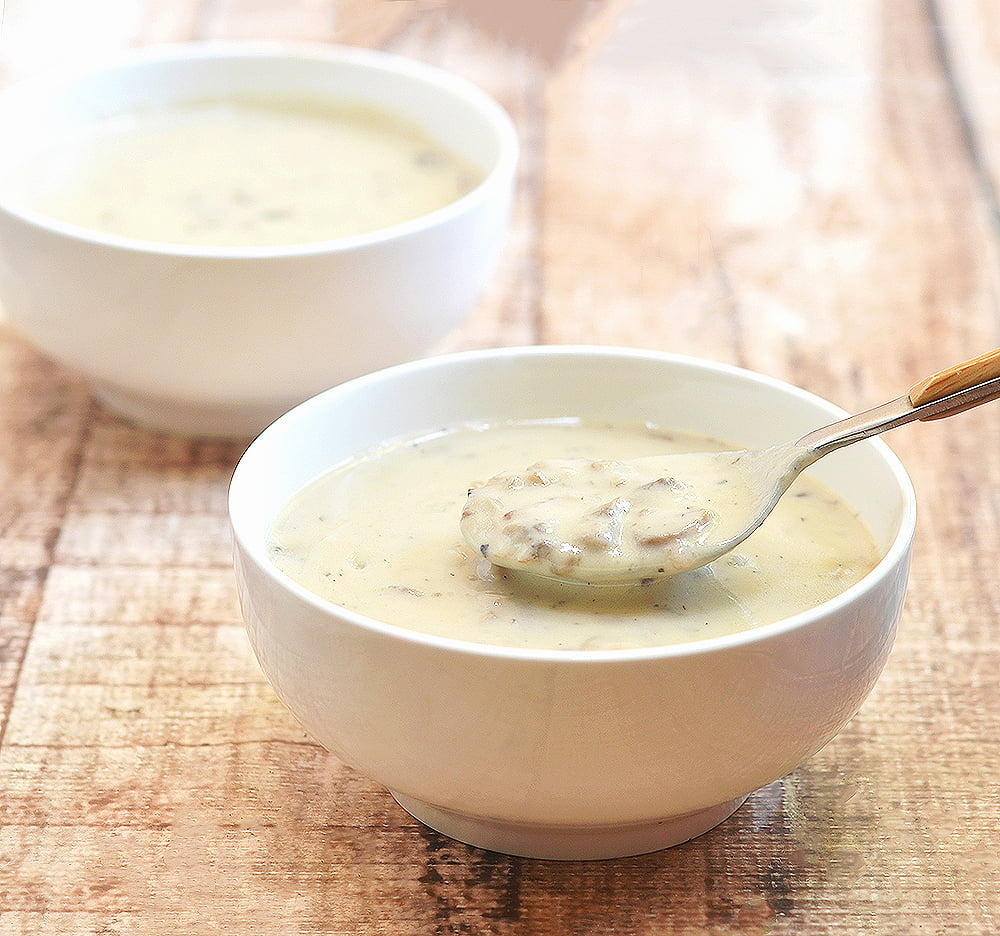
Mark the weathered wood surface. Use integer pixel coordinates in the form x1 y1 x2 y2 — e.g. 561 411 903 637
1 1 999 933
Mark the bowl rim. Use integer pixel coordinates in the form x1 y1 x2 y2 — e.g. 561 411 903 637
0 39 520 260
230 344 918 664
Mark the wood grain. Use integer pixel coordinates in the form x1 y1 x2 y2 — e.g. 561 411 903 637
1 1 999 934
908 345 1000 405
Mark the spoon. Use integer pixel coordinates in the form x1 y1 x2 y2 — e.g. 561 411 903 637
460 348 1000 585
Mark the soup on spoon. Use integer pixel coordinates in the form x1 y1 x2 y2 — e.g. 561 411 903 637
459 447 808 585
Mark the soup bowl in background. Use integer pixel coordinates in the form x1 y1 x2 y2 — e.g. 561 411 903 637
0 41 518 436
229 346 917 860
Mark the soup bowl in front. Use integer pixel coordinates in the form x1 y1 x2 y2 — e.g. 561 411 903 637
228 346 916 859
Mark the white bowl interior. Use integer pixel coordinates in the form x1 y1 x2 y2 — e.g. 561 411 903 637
232 346 914 589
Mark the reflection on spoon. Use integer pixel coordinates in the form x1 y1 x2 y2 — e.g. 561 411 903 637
461 348 1000 584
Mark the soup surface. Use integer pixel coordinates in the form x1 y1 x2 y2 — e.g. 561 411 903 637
4 97 482 246
268 419 883 651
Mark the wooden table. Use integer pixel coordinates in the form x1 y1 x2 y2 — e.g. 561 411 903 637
2 2 999 933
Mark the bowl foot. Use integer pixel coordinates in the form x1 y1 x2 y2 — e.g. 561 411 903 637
390 792 749 860
91 380 286 438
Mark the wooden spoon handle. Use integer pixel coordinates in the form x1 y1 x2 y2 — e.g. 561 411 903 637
908 347 1000 419
797 347 1000 452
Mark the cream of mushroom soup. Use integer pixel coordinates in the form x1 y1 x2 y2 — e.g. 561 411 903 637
3 97 482 247
268 419 882 651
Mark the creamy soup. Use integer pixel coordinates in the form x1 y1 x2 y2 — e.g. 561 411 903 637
268 420 882 651
460 444 819 583
4 97 482 246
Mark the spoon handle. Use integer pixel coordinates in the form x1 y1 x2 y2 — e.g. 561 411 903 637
797 348 1000 454
908 346 1000 418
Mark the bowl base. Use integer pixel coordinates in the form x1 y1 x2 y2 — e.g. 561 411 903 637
390 792 749 860
92 380 288 438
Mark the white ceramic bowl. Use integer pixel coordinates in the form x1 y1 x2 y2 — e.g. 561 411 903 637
0 42 518 436
229 346 916 859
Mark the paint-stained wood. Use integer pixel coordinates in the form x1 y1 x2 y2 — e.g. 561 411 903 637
1 1 999 933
